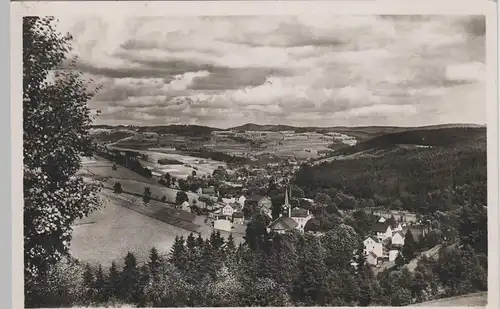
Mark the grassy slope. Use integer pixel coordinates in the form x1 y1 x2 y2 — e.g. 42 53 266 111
71 191 195 267
408 291 487 307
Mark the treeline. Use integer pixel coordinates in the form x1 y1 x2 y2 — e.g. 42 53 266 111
97 149 153 179
295 140 486 214
25 203 487 308
138 125 221 137
178 147 249 164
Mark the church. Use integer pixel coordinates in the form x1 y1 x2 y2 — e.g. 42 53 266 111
267 185 313 233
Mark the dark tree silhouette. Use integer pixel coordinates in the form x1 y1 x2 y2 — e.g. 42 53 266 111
23 16 102 282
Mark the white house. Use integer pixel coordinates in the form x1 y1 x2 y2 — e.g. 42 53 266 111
181 201 191 212
394 223 403 232
378 217 386 223
222 204 235 217
367 252 378 266
196 187 203 195
369 223 393 240
363 236 384 257
391 231 405 246
389 249 400 262
238 195 247 207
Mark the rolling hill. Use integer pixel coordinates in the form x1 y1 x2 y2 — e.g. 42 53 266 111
331 127 486 157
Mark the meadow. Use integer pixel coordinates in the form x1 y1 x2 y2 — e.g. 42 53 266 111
70 191 194 267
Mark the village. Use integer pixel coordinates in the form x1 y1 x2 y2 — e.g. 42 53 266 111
172 173 427 271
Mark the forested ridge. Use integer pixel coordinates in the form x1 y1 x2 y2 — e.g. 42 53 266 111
296 129 486 214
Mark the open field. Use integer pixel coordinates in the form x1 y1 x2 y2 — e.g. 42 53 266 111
81 155 206 204
103 177 202 205
71 192 195 267
74 155 243 267
208 131 357 159
98 127 359 160
109 146 227 179
71 190 244 267
80 158 158 184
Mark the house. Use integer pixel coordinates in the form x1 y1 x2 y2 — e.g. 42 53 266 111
369 223 393 240
232 211 244 224
181 201 191 212
202 186 218 196
238 195 247 207
392 223 403 232
363 236 383 257
257 196 272 209
378 217 386 223
391 231 405 246
222 204 235 217
290 207 313 232
222 197 236 205
267 216 298 234
366 252 378 266
214 219 232 232
196 187 203 195
388 249 400 262
261 206 273 219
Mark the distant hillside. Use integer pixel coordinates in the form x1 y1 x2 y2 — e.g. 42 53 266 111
229 123 298 132
333 127 486 156
136 125 222 137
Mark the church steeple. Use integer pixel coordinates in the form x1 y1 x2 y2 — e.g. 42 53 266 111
284 186 290 207
284 184 292 217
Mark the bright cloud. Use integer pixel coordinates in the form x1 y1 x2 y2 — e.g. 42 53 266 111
54 15 486 127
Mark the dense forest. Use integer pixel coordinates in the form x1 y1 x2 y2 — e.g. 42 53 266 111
26 204 487 308
295 129 487 215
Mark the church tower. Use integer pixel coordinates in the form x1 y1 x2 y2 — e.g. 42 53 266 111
284 185 291 217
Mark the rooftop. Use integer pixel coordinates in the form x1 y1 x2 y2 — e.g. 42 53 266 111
369 223 391 233
268 216 298 231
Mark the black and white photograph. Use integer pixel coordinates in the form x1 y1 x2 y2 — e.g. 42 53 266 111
15 1 497 308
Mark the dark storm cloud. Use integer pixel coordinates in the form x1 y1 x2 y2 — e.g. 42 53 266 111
189 67 290 91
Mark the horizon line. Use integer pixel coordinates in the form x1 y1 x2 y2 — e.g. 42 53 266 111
91 122 487 130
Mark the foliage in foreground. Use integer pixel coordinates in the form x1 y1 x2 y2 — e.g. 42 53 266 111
26 221 487 308
23 16 102 280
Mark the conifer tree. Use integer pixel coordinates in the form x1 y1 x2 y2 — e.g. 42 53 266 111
94 263 107 303
186 233 196 251
148 247 162 282
107 261 120 300
169 236 187 271
120 252 140 303
196 233 205 248
82 264 95 302
395 253 405 267
402 230 416 262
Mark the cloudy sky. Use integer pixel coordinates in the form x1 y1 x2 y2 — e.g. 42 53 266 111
56 15 485 128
